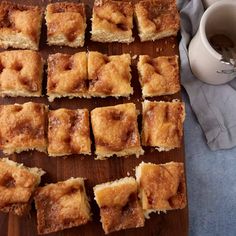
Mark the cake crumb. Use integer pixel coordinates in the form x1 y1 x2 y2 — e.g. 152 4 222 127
127 171 130 176
132 55 137 60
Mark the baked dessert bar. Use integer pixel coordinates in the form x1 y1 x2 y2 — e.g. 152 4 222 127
94 177 144 234
0 102 48 154
48 108 91 156
0 50 44 97
135 161 187 218
45 2 86 47
135 0 180 42
137 55 180 97
0 2 42 50
34 177 91 235
142 100 185 151
47 52 87 101
91 0 134 43
88 51 133 97
0 158 45 216
91 103 143 159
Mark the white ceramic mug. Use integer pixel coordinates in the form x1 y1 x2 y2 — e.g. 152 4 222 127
202 0 221 8
188 0 236 85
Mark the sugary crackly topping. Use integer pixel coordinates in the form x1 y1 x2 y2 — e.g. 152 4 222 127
135 0 179 34
91 103 140 152
0 102 47 149
0 50 43 93
46 2 86 42
138 55 180 96
94 178 144 234
0 1 42 41
0 159 38 207
142 101 185 148
48 108 91 155
88 51 132 96
95 178 137 207
138 162 186 210
93 0 133 32
36 178 85 204
35 178 91 234
47 52 87 94
36 179 88 218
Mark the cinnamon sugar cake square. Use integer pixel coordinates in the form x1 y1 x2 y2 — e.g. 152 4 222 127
88 51 133 97
91 103 143 159
34 178 91 234
47 52 87 101
45 2 86 47
94 177 145 234
0 50 44 97
0 102 47 154
48 108 91 156
142 100 185 151
135 161 187 218
137 55 180 97
0 158 45 216
135 0 180 42
0 1 42 50
91 0 134 43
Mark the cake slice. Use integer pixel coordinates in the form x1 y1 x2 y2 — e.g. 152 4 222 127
137 55 180 97
0 1 43 50
91 0 134 43
142 100 185 151
48 108 91 156
34 178 91 235
0 50 44 97
135 0 180 42
94 177 145 234
135 161 187 218
0 158 45 216
88 51 133 97
0 102 48 154
91 103 143 159
47 52 88 101
45 2 86 47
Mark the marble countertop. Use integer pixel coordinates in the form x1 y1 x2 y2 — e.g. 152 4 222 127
183 90 236 236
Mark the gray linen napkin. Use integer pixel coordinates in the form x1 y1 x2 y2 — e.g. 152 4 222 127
177 0 236 150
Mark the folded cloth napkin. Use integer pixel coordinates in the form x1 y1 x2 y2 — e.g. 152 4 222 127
177 0 236 150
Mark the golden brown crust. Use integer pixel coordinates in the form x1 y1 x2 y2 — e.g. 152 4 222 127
135 0 180 41
136 162 187 212
0 1 42 50
138 55 180 97
0 158 44 216
0 102 47 154
94 177 144 234
91 0 134 43
34 178 91 235
46 2 86 47
48 108 91 156
0 202 30 216
47 52 88 101
88 51 133 97
142 100 185 150
91 103 143 159
0 50 43 97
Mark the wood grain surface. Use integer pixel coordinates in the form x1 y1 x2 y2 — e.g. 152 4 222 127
0 0 189 235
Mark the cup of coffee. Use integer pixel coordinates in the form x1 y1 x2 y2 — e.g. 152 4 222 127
188 0 236 85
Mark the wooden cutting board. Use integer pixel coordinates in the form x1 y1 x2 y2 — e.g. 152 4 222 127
0 0 188 235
